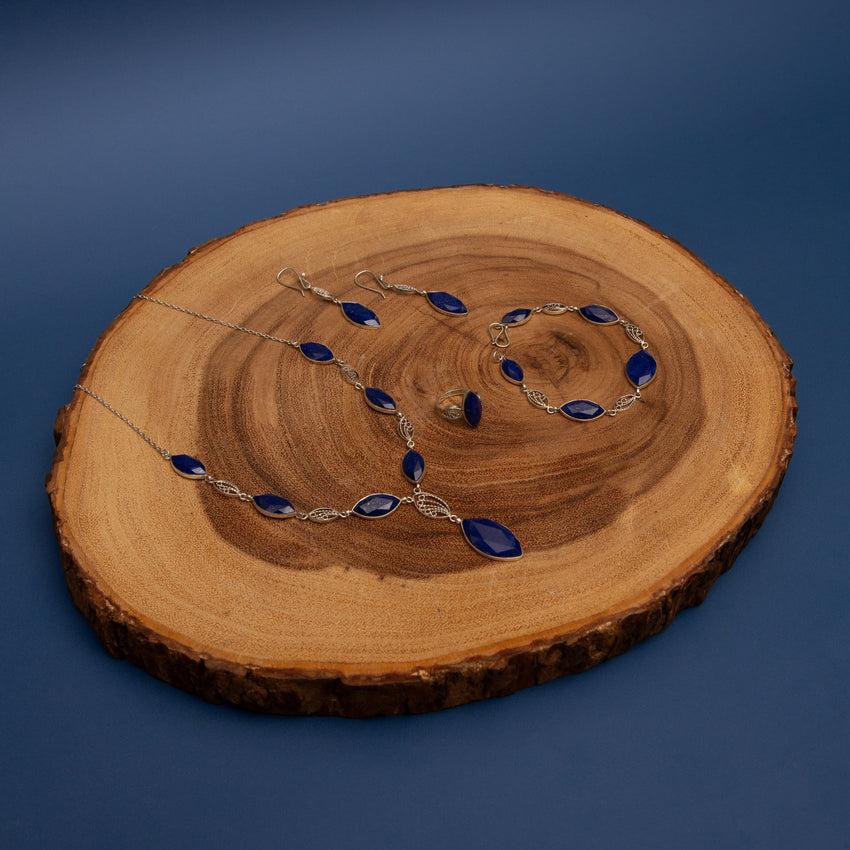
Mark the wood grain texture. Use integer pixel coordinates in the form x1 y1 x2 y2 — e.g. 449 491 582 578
46 186 797 716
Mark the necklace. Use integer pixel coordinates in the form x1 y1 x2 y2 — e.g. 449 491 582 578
73 293 523 561
488 301 657 419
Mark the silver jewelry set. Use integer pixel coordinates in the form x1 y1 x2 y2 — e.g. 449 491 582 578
75 269 658 560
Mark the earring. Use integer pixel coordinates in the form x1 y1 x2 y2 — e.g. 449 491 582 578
354 270 468 316
277 267 381 329
435 388 482 427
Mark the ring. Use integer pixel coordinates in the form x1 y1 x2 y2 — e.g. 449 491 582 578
435 388 482 427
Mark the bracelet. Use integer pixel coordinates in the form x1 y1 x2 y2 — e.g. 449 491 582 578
488 302 657 420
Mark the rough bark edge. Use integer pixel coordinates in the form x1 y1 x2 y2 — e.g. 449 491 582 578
45 186 799 716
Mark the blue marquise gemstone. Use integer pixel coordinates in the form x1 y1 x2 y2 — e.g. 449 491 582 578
352 493 401 519
501 307 533 325
579 304 619 324
364 387 397 413
401 449 425 483
299 341 334 363
560 399 606 421
500 358 524 384
426 291 468 316
461 518 523 560
170 454 206 479
252 493 296 518
463 391 482 427
626 349 658 387
341 301 380 328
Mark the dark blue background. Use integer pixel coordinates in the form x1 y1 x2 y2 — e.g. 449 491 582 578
3 1 848 847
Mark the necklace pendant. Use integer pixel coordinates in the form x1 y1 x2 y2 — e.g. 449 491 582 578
461 518 523 560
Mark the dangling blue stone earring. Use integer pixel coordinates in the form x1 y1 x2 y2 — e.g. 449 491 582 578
277 267 381 329
354 270 468 317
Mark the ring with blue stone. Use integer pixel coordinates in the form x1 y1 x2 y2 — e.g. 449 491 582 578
435 388 483 428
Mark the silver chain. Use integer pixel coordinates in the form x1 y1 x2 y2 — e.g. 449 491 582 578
135 294 299 348
75 384 171 458
137 293 419 454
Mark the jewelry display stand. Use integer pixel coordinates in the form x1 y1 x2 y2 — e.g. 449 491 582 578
46 186 796 716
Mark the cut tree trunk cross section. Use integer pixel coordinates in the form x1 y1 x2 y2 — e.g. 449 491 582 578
46 186 797 716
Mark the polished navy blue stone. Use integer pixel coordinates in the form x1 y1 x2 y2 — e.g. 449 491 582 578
626 349 658 387
461 518 522 560
500 358 524 384
252 493 296 518
401 449 425 483
501 307 533 325
364 387 397 413
299 341 334 362
463 391 482 427
426 291 468 315
579 304 619 324
560 399 605 421
341 301 380 328
352 493 401 519
170 454 206 478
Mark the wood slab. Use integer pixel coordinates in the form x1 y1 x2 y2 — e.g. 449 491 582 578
46 186 797 716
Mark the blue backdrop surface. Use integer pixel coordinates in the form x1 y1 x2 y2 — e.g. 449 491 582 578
2 1 848 847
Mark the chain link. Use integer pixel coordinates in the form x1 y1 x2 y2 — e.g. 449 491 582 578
75 384 171 458
135 294 299 347
204 475 252 500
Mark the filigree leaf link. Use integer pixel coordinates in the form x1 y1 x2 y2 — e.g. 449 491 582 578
611 394 638 413
624 323 645 346
397 416 415 442
307 508 341 522
412 492 452 520
525 389 550 408
211 479 242 497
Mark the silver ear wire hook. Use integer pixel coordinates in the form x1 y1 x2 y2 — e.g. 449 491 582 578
276 267 310 295
276 267 381 328
353 270 388 299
